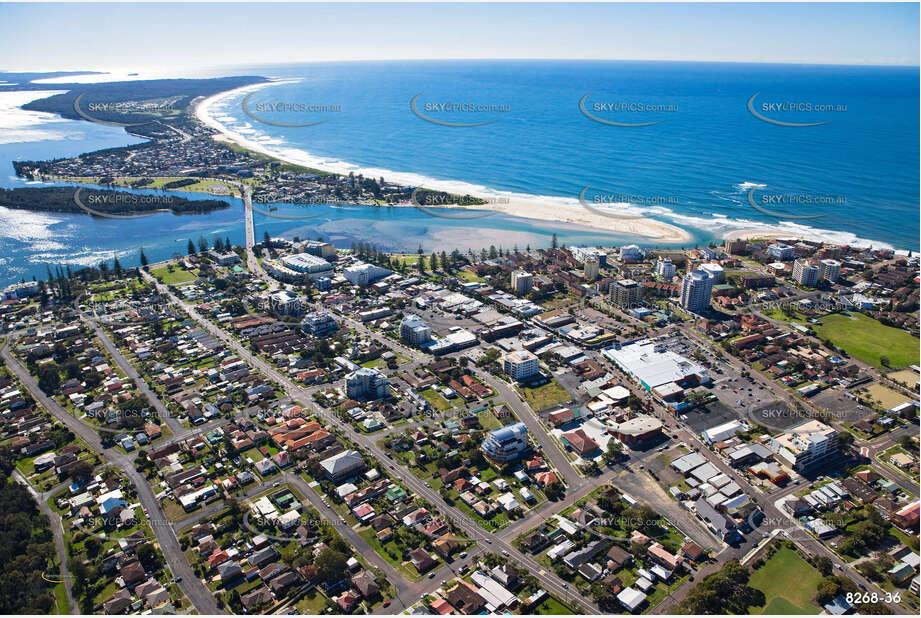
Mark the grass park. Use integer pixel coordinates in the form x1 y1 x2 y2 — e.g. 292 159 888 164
812 313 919 369
747 546 823 614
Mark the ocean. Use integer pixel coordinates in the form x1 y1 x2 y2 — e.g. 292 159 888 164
0 61 917 286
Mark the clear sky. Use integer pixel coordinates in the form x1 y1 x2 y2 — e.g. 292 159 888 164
1 2 918 71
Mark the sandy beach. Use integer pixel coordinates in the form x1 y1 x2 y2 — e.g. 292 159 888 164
194 84 693 244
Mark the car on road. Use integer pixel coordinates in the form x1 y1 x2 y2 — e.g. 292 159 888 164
428 572 436 579
382 601 391 608
459 552 467 559
562 583 568 589
501 550 509 556
173 577 182 583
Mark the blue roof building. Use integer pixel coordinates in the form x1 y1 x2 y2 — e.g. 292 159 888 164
481 422 530 463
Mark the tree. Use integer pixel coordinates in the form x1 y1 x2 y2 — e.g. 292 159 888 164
603 440 624 464
137 542 163 572
815 578 841 605
544 481 564 500
37 365 60 393
813 556 833 577
139 247 148 267
590 581 617 607
187 239 196 255
68 460 94 483
315 548 348 583
678 559 764 614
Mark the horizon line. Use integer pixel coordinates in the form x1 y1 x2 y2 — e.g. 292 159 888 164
5 56 919 75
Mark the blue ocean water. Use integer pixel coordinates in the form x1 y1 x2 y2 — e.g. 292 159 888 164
213 60 919 249
0 60 917 286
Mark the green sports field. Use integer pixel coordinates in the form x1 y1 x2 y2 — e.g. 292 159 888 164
813 313 919 369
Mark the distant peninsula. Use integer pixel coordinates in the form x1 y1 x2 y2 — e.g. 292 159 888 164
0 186 230 217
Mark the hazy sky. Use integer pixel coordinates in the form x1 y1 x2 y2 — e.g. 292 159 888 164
1 2 918 71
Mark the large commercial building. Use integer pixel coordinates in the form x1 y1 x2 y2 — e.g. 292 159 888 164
603 339 710 392
570 246 607 266
610 415 665 446
793 259 820 287
610 279 643 308
620 245 643 263
655 258 676 279
503 349 540 381
282 253 332 275
320 450 366 481
510 270 533 296
427 329 478 355
679 270 713 313
767 420 839 473
819 259 841 283
264 254 333 282
299 240 335 258
345 368 390 400
301 310 339 337
481 423 530 462
400 314 432 345
767 243 796 261
267 289 303 316
344 263 392 286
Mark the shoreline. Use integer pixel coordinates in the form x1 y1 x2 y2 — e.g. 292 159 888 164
194 83 694 244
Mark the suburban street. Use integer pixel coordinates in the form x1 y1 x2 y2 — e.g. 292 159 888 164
1 337 223 615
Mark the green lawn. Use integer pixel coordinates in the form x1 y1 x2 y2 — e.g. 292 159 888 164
295 590 329 614
421 387 454 412
519 379 572 411
150 265 198 284
457 270 485 283
532 595 577 615
748 546 823 614
476 408 504 431
813 313 919 369
52 582 69 614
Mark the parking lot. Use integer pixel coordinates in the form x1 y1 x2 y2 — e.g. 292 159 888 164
409 307 480 337
680 400 743 434
810 388 875 425
744 400 802 432
710 372 772 412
